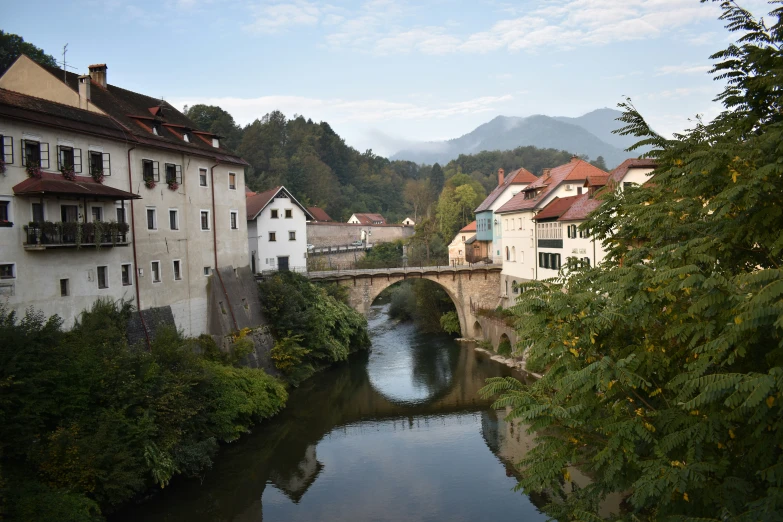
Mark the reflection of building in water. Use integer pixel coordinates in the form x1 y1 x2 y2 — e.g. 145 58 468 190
481 407 622 517
269 444 324 503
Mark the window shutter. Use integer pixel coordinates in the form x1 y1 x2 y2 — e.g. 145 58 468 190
40 142 50 169
20 139 27 166
2 136 12 164
153 161 160 181
57 146 63 169
175 164 182 184
73 148 82 173
102 153 111 176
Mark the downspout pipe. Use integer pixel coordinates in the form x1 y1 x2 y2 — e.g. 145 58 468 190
210 162 239 332
127 145 151 350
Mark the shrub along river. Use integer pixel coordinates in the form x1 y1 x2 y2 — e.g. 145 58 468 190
113 301 548 521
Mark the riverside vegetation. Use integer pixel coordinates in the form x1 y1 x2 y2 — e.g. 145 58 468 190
482 3 783 520
0 272 370 521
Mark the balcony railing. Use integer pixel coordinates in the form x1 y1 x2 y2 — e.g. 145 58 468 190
23 221 130 249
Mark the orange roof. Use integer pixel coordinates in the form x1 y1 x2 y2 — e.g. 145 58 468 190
584 174 609 187
350 213 386 225
533 196 581 221
246 186 314 221
559 193 602 222
474 167 537 213
460 220 477 232
495 157 607 214
308 206 333 222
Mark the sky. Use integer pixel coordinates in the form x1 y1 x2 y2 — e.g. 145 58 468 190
2 0 772 157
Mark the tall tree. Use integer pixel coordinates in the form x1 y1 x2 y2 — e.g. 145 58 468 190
483 2 783 520
184 104 242 151
0 30 57 74
430 162 445 196
589 155 607 170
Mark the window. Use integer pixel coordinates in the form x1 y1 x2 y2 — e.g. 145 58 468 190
169 209 179 230
203 266 211 276
285 209 292 218
147 208 157 230
121 264 132 286
97 266 108 289
506 246 510 261
199 168 208 187
165 163 182 184
142 159 160 182
289 231 296 241
200 210 210 230
228 172 236 190
151 261 161 283
116 207 126 224
271 209 279 219
21 139 49 168
91 207 102 222
57 146 81 172
1 135 13 164
0 264 14 279
60 278 69 296
269 232 276 242
89 151 110 176
0 201 10 225
31 202 43 223
583 257 591 267
173 260 182 280
230 211 238 230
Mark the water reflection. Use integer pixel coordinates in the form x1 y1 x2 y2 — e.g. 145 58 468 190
112 304 545 522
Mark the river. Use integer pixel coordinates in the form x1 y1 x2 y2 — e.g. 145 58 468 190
113 302 547 522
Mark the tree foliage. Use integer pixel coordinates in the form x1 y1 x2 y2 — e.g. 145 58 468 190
482 3 783 519
0 30 57 74
0 300 287 521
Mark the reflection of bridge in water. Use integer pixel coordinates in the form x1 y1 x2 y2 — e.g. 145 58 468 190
114 338 526 522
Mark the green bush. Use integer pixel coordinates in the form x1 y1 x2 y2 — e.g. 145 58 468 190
439 311 461 336
496 336 512 356
0 300 287 520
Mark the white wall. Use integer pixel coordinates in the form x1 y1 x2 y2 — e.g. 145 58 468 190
251 195 309 272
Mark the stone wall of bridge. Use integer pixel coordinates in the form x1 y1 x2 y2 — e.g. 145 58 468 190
306 222 414 247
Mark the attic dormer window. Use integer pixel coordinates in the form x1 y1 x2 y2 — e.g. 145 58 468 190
183 132 190 142
152 122 161 136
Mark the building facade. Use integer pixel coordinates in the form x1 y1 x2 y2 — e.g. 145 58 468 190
247 186 313 273
0 55 249 336
448 220 476 265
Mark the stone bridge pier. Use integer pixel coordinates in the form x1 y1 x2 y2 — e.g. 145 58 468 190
307 266 502 338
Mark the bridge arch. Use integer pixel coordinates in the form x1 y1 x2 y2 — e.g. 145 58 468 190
307 267 501 339
473 320 483 340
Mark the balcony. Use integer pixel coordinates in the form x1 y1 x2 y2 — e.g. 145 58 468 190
23 222 130 250
538 239 563 249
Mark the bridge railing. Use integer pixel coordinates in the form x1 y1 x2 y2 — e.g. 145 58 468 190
307 262 502 279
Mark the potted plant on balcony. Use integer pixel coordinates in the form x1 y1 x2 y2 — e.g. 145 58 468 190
118 221 130 243
61 221 79 246
167 179 179 191
144 176 156 189
90 165 105 184
43 221 58 244
25 222 41 243
82 222 95 244
25 161 43 179
60 164 76 181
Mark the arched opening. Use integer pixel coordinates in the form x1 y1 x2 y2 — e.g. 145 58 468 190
497 333 512 356
473 320 483 340
505 246 510 261
511 246 516 262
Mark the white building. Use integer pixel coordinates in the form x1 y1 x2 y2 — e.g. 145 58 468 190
402 217 415 226
247 186 313 273
347 213 386 225
0 55 249 335
494 157 608 303
448 220 476 265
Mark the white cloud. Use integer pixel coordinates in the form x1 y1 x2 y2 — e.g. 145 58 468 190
245 1 324 34
655 63 712 76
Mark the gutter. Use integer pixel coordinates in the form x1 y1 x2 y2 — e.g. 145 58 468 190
127 145 151 350
210 162 239 332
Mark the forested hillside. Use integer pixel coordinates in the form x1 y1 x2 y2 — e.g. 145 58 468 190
184 105 587 226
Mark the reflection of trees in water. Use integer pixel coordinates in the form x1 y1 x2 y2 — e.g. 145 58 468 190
408 334 460 401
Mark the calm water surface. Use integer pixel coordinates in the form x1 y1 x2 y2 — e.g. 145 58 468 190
113 303 546 522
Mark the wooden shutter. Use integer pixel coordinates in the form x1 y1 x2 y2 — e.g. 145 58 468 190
74 148 82 173
21 139 27 165
153 161 160 181
102 152 111 176
175 164 182 184
39 142 50 169
1 136 12 164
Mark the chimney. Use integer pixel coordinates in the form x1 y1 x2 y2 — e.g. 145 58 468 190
542 168 551 180
571 154 580 162
78 75 91 109
498 168 505 187
88 64 107 88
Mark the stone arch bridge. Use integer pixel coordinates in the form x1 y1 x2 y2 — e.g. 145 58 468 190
307 266 501 338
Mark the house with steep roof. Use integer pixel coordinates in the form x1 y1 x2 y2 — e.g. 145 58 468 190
448 220 476 265
247 186 314 273
401 217 415 226
0 55 249 336
495 157 608 301
347 213 386 225
474 167 538 264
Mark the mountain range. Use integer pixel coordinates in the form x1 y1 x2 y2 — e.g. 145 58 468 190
390 108 645 169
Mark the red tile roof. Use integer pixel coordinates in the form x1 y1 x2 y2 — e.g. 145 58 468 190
495 158 607 214
533 195 581 221
475 167 537 213
246 186 314 221
460 220 477 232
608 158 658 184
559 193 602 222
13 172 141 200
585 174 609 187
307 207 333 222
350 213 387 225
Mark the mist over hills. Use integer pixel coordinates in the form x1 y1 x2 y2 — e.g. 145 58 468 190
391 108 644 168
